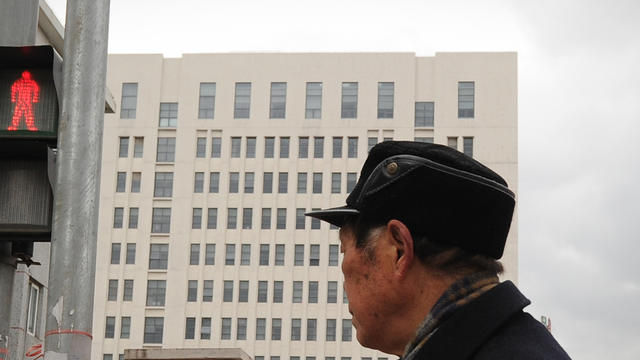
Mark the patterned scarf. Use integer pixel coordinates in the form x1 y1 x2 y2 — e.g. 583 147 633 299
401 272 499 360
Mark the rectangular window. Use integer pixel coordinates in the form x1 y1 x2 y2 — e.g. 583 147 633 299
189 244 200 265
198 82 216 119
342 319 352 341
192 208 202 229
329 245 339 266
463 137 474 157
347 173 357 193
276 208 286 229
415 102 434 127
156 137 176 162
133 137 144 158
225 244 235 265
414 137 434 143
308 281 318 303
119 137 129 158
120 316 131 339
298 137 309 158
261 208 271 229
222 318 232 340
305 82 322 119
185 317 195 339
154 172 173 197
367 137 377 152
311 208 321 229
246 137 257 158
458 82 475 118
110 243 120 264
242 208 253 229
211 137 222 158
256 318 266 340
108 279 118 301
116 172 126 192
341 82 358 118
294 244 304 266
187 280 198 302
151 208 171 233
264 137 275 158
234 82 251 118
279 137 290 158
240 244 251 265
272 318 282 340
205 244 215 265
295 208 305 230
312 173 322 193
123 279 133 301
291 318 301 340
313 137 324 158
196 137 206 157
377 82 394 118
306 319 317 341
149 244 168 270
120 83 138 118
244 172 254 193
331 173 341 194
207 208 218 230
260 244 270 265
113 208 124 228
237 318 247 340
229 172 239 193
209 172 220 193
326 319 336 341
105 316 115 338
347 137 358 158
332 137 342 158
447 136 458 150
263 172 273 193
159 102 178 127
203 280 213 302
273 281 283 303
126 243 136 264
257 281 268 303
309 244 320 266
270 82 287 118
231 137 241 158
327 281 338 303
227 208 237 229
275 244 285 266
297 173 307 193
278 172 288 193
146 280 166 306
194 172 204 193
144 317 164 344
223 280 234 302
292 281 302 303
201 317 212 340
131 172 141 192
239 280 249 302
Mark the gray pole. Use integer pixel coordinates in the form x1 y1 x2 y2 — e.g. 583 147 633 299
44 0 110 358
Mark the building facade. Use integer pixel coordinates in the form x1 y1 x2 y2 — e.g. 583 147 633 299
94 52 518 360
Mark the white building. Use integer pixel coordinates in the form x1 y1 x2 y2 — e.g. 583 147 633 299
93 52 518 360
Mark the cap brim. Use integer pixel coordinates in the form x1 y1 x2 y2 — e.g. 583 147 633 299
305 206 360 228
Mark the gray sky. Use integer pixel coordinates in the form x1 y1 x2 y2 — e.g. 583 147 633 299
47 0 640 358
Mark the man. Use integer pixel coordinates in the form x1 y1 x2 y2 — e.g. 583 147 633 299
306 141 570 359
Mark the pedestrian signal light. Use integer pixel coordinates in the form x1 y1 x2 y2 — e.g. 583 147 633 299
0 46 61 139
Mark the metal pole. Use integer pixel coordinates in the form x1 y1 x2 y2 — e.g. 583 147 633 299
44 0 110 358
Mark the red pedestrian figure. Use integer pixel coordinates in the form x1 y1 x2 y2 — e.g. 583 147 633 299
8 70 39 131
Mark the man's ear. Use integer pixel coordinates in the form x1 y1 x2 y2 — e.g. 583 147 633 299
387 219 414 278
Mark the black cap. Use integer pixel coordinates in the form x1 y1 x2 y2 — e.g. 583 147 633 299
306 141 515 259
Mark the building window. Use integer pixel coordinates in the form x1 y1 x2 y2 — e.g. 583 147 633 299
240 244 251 265
463 137 474 157
261 208 271 229
119 137 129 158
208 172 219 193
194 172 204 193
279 137 290 158
225 244 235 265
331 173 341 194
126 243 136 264
211 137 222 158
185 317 196 339
159 102 178 127
151 208 171 233
332 137 342 158
203 280 214 302
239 280 249 302
110 243 121 264
156 137 176 162
415 102 434 127
256 318 266 340
326 319 336 341
275 244 285 266
272 318 282 340
264 137 275 158
120 316 131 339
207 208 218 229
105 316 115 338
342 319 352 341
227 208 237 229
346 173 357 193
153 172 173 197
130 172 141 192
273 281 283 303
327 281 338 303
198 82 216 119
196 137 206 158
113 208 124 228
347 137 358 158
278 172 288 193
306 319 317 341
329 245 339 266
292 281 302 303
309 245 320 266
291 318 301 340
187 280 198 302
458 81 475 118
276 208 286 229
133 137 144 158
414 137 434 143
237 318 247 340
244 172 254 193
305 82 322 118
123 279 133 301
311 208 321 229
312 173 322 193
270 82 287 118
298 137 309 158
116 172 126 192
107 279 118 301
313 137 324 158
294 244 304 266
231 137 241 158
308 281 318 303
189 244 200 265
246 137 256 158
229 172 239 193
447 136 458 150
242 208 253 229
120 83 138 118
192 208 202 229
367 137 377 152
263 172 273 193
341 82 358 118
259 244 270 265
296 208 305 230
257 281 268 303
144 317 164 344
223 280 234 302
297 173 307 193
377 82 394 118
234 82 251 118
146 280 166 306
205 244 215 265
149 244 168 270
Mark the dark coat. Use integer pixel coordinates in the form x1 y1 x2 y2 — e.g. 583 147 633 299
410 281 571 359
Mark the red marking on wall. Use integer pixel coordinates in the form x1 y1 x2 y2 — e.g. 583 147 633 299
44 329 93 339
8 70 40 131
25 343 43 360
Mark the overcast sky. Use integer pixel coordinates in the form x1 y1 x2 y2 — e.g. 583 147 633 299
46 0 640 358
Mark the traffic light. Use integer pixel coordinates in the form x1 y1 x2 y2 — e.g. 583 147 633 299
0 46 62 256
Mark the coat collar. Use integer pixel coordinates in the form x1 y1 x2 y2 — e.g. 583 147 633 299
412 281 531 360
